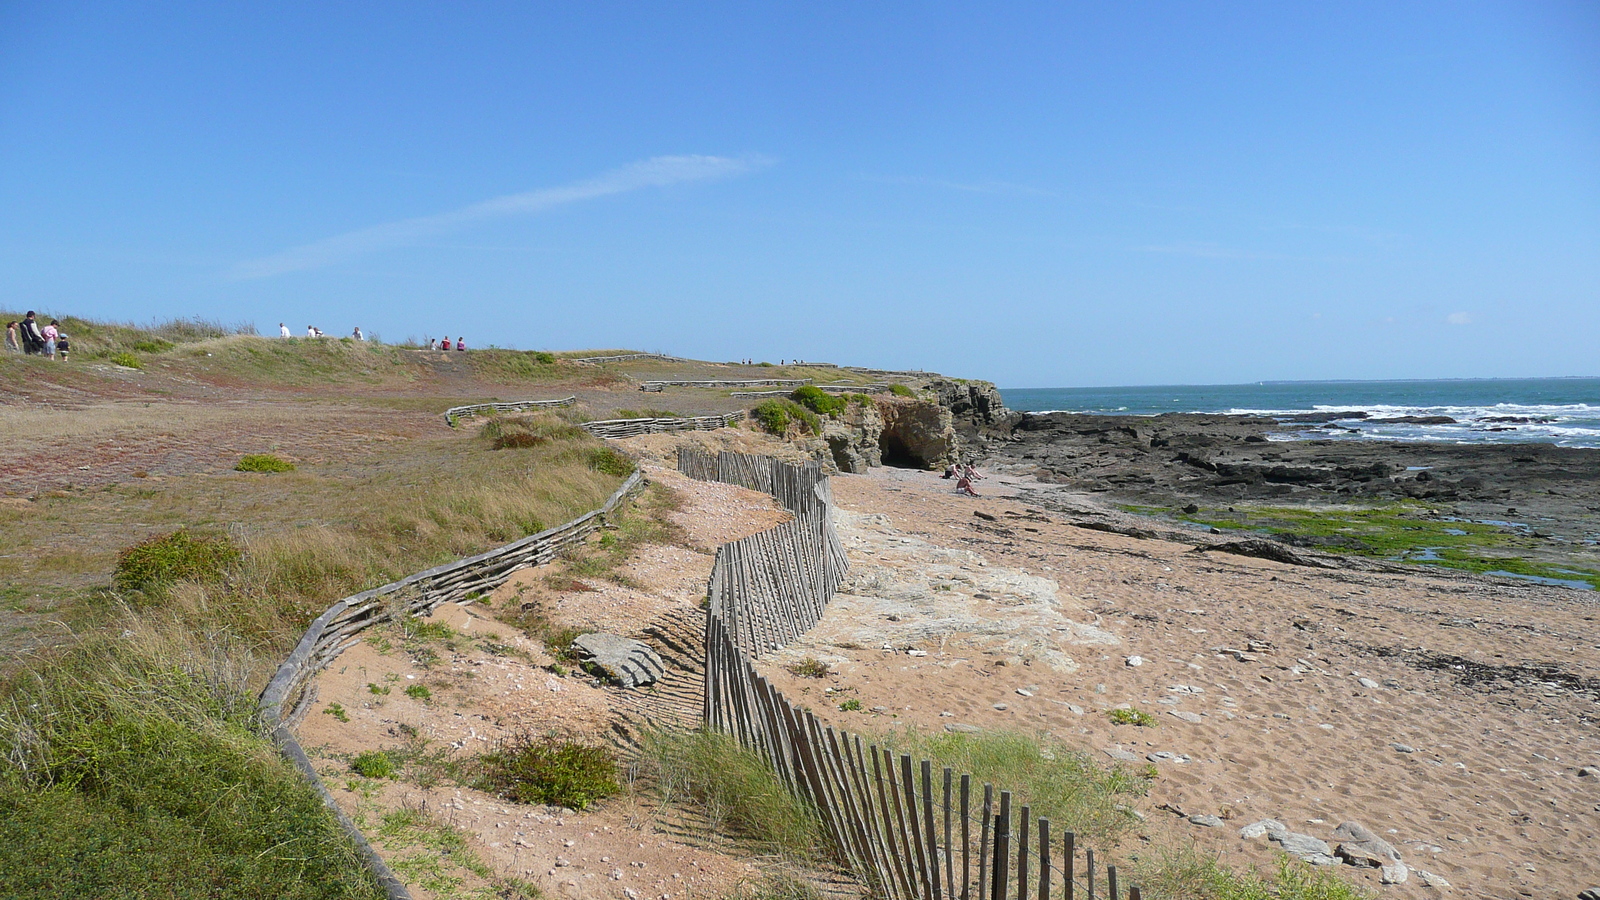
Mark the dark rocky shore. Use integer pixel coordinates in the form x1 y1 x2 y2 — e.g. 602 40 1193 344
975 410 1600 581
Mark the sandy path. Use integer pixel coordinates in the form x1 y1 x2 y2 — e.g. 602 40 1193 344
757 466 1600 900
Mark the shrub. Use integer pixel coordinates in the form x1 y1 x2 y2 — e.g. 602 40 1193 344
586 446 635 476
130 338 173 354
1107 707 1158 727
351 751 397 779
888 383 915 397
838 698 862 712
404 684 431 700
109 351 142 369
323 703 350 722
752 399 819 436
785 658 831 678
113 530 242 599
790 385 845 417
235 453 296 473
478 414 585 448
475 736 620 811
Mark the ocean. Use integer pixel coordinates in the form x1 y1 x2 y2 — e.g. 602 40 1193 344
1000 377 1600 449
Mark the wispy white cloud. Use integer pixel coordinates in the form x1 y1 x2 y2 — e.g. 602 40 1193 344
230 154 768 279
1446 311 1473 326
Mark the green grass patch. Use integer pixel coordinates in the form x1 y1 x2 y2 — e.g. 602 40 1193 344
881 728 1149 848
405 683 431 700
235 453 296 473
641 728 822 859
888 384 915 397
474 735 620 811
1132 847 1374 900
0 631 384 900
466 348 559 380
614 408 682 419
837 698 862 711
1176 503 1600 589
108 351 142 369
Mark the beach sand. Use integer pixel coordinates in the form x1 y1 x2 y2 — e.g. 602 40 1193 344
757 466 1600 899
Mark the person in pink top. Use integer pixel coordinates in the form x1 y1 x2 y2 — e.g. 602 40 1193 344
42 319 59 359
455 337 466 351
440 337 452 351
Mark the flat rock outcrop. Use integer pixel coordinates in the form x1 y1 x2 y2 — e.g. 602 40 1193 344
570 632 665 688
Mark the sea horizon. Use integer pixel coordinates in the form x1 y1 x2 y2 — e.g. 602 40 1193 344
999 375 1600 449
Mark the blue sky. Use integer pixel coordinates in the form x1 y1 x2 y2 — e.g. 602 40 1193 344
2 2 1596 388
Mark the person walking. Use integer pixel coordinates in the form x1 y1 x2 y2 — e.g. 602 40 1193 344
55 330 70 362
42 320 59 359
4 322 18 353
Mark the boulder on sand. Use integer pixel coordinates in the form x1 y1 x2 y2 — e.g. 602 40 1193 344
570 633 665 688
1333 820 1403 868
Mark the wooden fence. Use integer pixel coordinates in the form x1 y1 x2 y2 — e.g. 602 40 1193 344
257 470 645 900
566 353 681 363
641 379 812 392
679 449 1145 900
443 396 577 426
579 411 747 439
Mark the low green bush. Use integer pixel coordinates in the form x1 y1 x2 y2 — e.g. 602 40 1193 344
614 408 681 419
113 530 242 600
108 351 142 369
1108 707 1158 727
351 751 398 779
888 383 915 397
404 684 431 700
130 338 173 354
785 657 831 678
790 385 845 417
235 453 296 473
752 399 819 435
586 446 636 476
475 736 620 811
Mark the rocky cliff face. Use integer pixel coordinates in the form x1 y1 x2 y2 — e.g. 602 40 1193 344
927 378 1020 435
875 397 957 469
823 398 883 473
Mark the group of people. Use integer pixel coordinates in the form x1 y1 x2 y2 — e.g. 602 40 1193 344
280 323 366 341
427 337 467 351
5 311 69 360
943 461 986 496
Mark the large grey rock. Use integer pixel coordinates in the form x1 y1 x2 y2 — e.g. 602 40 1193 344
570 633 665 688
1189 814 1224 827
1380 862 1409 885
1413 869 1451 890
1239 819 1286 840
1333 820 1402 867
1270 830 1332 859
1577 889 1600 900
1168 710 1203 723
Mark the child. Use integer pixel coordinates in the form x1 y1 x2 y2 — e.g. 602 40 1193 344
55 331 70 361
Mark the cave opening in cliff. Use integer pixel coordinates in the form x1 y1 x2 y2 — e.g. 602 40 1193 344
879 433 926 469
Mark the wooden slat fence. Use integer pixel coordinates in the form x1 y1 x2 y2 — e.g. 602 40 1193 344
566 353 682 363
257 469 645 900
580 411 747 439
443 396 577 426
679 449 1143 900
641 379 812 392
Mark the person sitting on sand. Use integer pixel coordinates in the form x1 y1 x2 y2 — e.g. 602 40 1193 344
943 464 958 479
963 463 985 481
956 473 980 497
